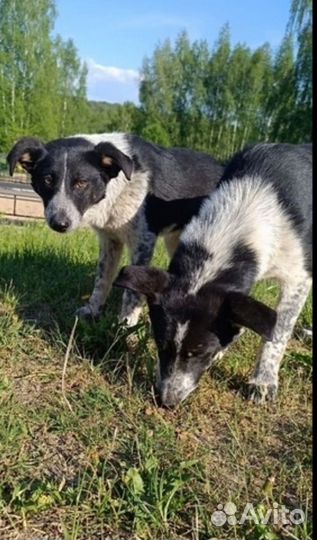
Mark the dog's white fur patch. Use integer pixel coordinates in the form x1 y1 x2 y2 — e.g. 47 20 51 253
174 321 189 353
182 176 308 294
82 169 149 238
160 371 197 407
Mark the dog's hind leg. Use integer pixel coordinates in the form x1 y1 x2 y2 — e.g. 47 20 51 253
119 230 157 327
76 232 124 319
248 276 311 403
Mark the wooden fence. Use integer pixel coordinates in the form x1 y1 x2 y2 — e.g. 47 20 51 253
0 177 43 220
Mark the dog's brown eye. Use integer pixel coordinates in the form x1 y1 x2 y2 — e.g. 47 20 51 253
43 176 53 187
74 180 88 190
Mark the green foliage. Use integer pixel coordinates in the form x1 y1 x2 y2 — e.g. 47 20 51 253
0 221 312 539
289 0 312 141
141 120 171 146
138 5 311 158
0 0 87 150
0 0 312 158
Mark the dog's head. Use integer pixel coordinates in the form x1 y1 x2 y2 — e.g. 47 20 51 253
7 137 133 232
114 265 277 407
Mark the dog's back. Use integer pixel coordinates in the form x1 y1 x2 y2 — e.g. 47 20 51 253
220 143 312 266
221 143 312 231
126 134 224 200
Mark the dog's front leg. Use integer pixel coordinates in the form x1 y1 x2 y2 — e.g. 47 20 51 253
248 277 311 403
119 230 157 327
76 232 124 320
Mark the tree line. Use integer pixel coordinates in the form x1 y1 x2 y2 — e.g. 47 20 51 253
0 0 88 151
0 0 311 162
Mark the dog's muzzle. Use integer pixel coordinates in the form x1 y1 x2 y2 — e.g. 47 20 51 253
49 211 71 233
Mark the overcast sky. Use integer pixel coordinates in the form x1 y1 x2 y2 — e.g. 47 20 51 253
55 0 291 104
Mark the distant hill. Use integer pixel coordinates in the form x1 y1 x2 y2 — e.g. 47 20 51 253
88 100 121 109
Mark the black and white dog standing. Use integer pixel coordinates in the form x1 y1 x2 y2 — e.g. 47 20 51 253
7 133 223 325
115 143 312 406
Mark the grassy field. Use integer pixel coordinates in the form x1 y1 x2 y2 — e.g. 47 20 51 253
0 220 312 540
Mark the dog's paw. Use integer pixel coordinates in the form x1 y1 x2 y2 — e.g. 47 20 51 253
75 304 100 321
247 382 278 404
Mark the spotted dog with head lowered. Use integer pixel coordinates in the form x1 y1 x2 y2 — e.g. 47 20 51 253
115 143 312 406
8 133 223 325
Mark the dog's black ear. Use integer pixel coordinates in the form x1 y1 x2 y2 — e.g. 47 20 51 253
7 137 47 175
226 291 277 340
94 142 133 181
114 265 170 299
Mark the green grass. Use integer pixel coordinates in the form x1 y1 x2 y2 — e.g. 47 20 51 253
0 220 312 540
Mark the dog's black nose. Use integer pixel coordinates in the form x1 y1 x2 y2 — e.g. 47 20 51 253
50 214 71 233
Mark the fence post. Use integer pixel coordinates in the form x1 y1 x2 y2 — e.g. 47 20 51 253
0 189 44 220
